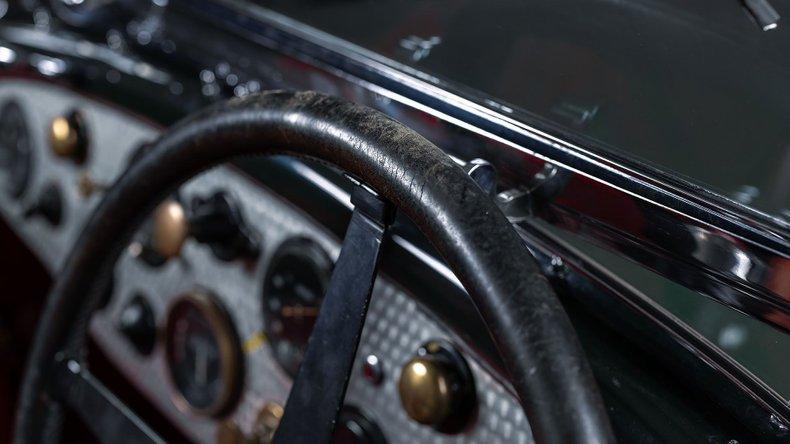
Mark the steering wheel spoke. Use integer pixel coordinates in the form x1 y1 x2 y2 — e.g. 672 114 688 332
273 181 394 444
48 358 164 444
16 92 612 444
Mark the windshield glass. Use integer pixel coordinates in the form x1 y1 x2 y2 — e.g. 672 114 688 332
262 0 790 219
257 0 790 398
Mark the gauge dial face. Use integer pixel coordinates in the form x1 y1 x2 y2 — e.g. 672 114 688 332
263 238 332 377
0 100 32 198
165 292 242 416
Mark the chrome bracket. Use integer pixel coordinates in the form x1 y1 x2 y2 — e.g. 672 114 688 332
496 162 568 222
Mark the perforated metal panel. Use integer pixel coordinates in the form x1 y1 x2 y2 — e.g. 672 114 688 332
348 283 532 444
0 82 532 443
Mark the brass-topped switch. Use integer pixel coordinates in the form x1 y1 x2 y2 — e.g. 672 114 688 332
216 420 246 444
254 401 284 443
398 341 476 433
399 356 453 425
150 199 189 259
49 111 87 162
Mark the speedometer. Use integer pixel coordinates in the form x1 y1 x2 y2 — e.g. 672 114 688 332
262 238 332 378
165 292 243 416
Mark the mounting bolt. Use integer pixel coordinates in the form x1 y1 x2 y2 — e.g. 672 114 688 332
463 158 497 196
549 256 568 280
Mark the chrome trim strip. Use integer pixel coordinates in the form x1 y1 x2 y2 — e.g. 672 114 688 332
0 28 786 436
1 1 788 333
517 220 789 439
173 0 790 331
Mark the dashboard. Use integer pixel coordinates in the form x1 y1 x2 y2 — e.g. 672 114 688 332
0 79 530 443
1 0 789 441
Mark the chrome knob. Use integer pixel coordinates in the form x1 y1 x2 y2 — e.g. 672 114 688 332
398 341 476 432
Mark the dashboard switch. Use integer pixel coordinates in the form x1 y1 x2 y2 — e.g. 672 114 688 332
117 294 156 355
398 341 476 433
254 401 284 444
134 197 188 266
362 354 384 385
216 420 246 444
24 182 63 226
331 406 387 444
137 192 259 265
150 199 189 259
49 110 88 163
188 191 259 261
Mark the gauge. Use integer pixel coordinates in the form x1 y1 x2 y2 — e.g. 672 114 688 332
262 238 332 377
0 100 32 199
165 292 242 416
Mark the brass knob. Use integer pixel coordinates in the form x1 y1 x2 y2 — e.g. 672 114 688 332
77 172 108 198
398 341 476 432
49 111 86 161
216 420 246 444
399 356 454 425
254 401 284 444
150 199 189 258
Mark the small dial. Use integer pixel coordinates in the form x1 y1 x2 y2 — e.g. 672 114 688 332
0 100 32 198
165 292 242 416
262 238 332 377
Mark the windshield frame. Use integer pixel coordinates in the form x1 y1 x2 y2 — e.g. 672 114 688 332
171 0 790 331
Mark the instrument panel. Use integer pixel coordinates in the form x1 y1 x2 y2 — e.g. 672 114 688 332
0 80 532 443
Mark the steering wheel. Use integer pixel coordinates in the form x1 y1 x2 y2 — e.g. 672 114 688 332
14 91 613 444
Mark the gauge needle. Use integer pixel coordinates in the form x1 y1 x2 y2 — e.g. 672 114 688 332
193 338 210 386
281 305 319 318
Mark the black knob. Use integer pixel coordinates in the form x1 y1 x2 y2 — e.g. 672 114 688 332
24 183 63 226
117 294 156 355
331 406 387 444
188 191 259 261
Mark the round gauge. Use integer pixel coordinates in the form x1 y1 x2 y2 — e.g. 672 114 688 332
262 238 333 378
0 100 32 198
165 292 243 416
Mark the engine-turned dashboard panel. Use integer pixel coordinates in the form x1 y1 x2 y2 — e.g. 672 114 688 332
0 80 156 272
0 80 531 443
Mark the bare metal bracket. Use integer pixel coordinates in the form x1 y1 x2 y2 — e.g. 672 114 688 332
496 163 568 222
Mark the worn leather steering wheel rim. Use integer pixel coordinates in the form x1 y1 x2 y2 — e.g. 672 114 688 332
15 91 613 443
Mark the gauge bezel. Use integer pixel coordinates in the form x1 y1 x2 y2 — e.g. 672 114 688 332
164 291 243 417
0 99 33 199
261 237 333 378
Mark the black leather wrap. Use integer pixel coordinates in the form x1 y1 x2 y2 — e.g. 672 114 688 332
16 91 613 443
